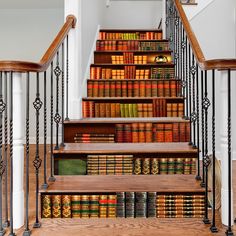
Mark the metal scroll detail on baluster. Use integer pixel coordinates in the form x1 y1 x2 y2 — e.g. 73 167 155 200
202 71 211 225
33 73 43 229
54 52 62 150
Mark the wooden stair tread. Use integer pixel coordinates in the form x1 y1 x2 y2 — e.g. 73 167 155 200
53 143 198 154
94 50 172 53
100 29 162 32
91 63 174 66
82 97 184 101
64 117 189 124
40 175 204 193
97 39 168 42
87 79 180 81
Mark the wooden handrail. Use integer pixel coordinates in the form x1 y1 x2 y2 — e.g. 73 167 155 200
174 0 236 70
0 15 76 73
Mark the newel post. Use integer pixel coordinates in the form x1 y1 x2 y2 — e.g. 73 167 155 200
64 0 82 119
12 73 24 229
220 70 234 227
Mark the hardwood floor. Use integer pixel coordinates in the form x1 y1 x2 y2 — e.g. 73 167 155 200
4 145 235 236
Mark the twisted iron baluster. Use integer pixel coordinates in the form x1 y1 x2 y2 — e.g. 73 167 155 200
185 35 189 119
0 72 6 236
42 71 48 190
65 35 69 121
49 62 56 182
61 43 65 147
191 55 197 148
188 44 193 145
203 70 211 225
195 65 201 181
33 72 42 229
3 73 9 228
210 70 218 232
54 52 61 150
23 72 31 236
9 72 15 236
226 69 233 236
181 29 187 117
200 70 205 188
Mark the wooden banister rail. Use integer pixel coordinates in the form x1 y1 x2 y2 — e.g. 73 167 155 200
0 15 76 73
174 0 236 70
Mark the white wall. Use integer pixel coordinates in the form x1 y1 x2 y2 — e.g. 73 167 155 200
103 1 162 29
0 8 64 141
188 0 236 158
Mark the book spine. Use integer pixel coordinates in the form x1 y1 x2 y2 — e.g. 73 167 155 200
41 195 52 218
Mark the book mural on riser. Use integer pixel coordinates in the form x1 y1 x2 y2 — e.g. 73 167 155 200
73 123 190 143
41 193 204 219
57 155 197 176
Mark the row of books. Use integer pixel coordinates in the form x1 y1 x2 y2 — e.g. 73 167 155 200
86 156 196 175
74 133 115 143
90 67 175 80
115 123 190 143
87 80 180 98
82 101 184 118
99 32 162 40
41 193 204 219
133 157 196 175
87 155 133 175
41 194 117 218
96 41 169 51
111 54 148 64
156 195 205 218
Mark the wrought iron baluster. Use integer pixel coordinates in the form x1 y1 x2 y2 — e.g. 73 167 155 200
42 71 48 190
3 73 9 228
181 29 186 116
191 55 197 148
210 70 218 232
61 43 65 147
188 44 193 145
0 72 6 236
49 62 56 182
203 70 210 225
33 72 42 229
195 65 201 181
54 51 61 150
175 14 179 78
226 69 233 236
23 72 31 236
9 72 15 236
185 35 189 119
65 35 69 121
200 70 205 188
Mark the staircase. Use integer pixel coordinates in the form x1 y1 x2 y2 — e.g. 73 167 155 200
40 28 205 223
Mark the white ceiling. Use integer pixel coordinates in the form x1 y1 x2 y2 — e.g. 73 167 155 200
0 0 64 9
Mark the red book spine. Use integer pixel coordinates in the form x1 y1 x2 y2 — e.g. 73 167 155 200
87 81 93 97
116 81 122 97
138 123 146 143
127 81 133 97
116 124 124 143
185 123 190 142
173 123 180 142
121 81 127 97
179 123 186 142
98 82 104 97
164 124 173 142
156 124 164 142
131 123 139 143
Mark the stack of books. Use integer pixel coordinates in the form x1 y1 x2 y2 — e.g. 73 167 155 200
74 133 115 143
87 155 133 175
156 195 205 218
